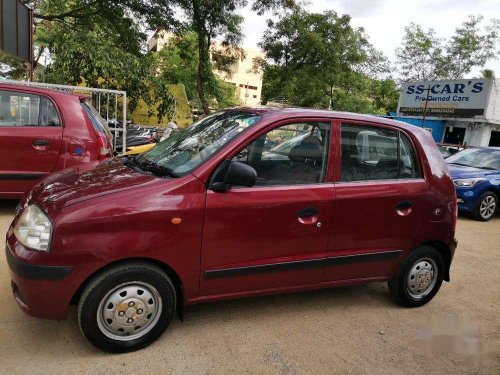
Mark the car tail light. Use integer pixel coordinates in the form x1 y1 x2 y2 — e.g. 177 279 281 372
97 132 113 160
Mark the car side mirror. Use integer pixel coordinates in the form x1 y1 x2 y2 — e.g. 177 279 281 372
210 161 257 192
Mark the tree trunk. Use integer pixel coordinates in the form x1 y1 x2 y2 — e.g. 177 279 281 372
192 0 211 115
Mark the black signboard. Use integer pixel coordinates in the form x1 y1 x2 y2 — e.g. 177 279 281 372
0 0 32 62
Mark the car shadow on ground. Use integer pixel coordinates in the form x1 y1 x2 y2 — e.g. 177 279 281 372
0 199 18 213
7 282 394 356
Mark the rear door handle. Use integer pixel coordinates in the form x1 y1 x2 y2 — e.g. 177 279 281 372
396 200 413 216
396 200 413 210
32 139 49 146
297 207 319 218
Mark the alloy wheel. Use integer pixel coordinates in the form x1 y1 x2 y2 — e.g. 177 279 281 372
479 195 496 220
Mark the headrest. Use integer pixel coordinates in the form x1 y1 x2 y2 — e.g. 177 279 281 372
376 156 398 169
289 136 322 161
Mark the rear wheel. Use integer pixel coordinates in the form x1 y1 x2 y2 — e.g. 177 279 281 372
78 262 176 353
388 246 444 307
472 191 497 221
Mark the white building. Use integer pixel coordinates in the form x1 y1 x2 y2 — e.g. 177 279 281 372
396 78 500 147
147 31 264 106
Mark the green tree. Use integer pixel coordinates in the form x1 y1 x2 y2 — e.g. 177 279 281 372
258 9 393 113
480 69 495 79
176 0 296 114
153 31 240 111
396 15 500 81
395 24 445 81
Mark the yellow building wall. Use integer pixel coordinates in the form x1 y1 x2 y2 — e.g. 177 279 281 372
130 84 192 128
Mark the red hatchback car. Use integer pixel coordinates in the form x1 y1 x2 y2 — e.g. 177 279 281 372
6 108 457 352
0 83 113 198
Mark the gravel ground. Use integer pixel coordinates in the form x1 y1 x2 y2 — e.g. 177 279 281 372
0 199 498 374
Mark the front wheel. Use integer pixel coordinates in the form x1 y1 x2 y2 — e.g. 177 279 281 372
472 191 497 221
78 262 176 353
388 246 444 307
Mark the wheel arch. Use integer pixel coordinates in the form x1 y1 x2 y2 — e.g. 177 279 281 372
70 257 185 320
421 241 452 282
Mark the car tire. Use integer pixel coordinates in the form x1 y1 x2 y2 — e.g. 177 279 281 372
78 262 176 353
472 191 498 221
388 246 444 308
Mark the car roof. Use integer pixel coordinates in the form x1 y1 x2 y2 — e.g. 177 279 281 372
232 106 428 135
0 82 81 100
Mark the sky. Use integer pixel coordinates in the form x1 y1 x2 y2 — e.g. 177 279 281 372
240 0 500 79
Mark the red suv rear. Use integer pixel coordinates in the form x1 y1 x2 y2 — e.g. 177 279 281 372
5 108 457 352
0 83 113 198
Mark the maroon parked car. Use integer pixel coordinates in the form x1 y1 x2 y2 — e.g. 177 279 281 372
0 83 113 198
6 108 457 352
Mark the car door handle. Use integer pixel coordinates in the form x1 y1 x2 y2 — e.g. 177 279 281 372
396 200 413 210
297 207 320 225
32 139 49 146
396 200 413 216
297 207 319 218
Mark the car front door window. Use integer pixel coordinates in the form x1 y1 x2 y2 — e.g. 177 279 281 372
233 122 330 186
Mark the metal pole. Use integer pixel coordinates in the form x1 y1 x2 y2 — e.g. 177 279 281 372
122 92 127 152
114 94 118 150
421 85 431 127
106 93 109 123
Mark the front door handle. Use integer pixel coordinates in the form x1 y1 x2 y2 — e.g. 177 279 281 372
32 139 49 146
297 207 318 218
396 200 413 216
297 207 319 225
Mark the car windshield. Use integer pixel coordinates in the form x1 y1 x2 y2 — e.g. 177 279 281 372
446 148 500 170
135 111 262 175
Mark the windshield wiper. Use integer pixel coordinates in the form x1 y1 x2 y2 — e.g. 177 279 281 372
477 166 498 170
123 156 144 171
134 156 180 178
448 162 473 167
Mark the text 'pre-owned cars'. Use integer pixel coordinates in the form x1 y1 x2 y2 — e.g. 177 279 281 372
6 108 457 352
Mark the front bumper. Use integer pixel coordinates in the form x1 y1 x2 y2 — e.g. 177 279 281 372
5 225 102 320
6 241 76 320
5 246 73 280
455 187 477 212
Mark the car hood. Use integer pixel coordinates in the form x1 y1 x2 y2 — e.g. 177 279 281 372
446 163 494 179
26 158 162 213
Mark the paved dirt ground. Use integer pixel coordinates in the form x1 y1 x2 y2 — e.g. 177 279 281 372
0 199 498 374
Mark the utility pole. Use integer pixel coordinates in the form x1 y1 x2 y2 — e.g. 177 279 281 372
421 85 431 127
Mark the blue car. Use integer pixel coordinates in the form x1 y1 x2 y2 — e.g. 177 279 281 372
446 147 500 221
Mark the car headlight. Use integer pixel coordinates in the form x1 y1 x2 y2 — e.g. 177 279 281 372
453 178 485 187
14 205 52 252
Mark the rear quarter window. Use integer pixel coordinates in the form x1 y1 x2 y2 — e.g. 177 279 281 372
81 101 111 136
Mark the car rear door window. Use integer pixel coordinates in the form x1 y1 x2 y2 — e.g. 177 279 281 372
0 90 60 127
233 122 330 186
341 124 420 181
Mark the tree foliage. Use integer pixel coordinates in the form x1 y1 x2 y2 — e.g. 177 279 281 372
396 15 500 81
259 9 396 114
9 0 293 117
6 0 244 121
176 0 296 114
153 31 240 111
